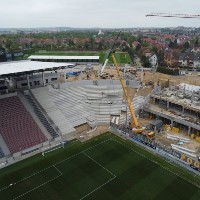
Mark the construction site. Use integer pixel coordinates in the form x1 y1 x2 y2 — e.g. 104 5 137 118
142 81 200 159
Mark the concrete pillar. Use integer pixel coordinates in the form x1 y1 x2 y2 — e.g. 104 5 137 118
182 106 185 114
153 97 156 104
191 91 194 103
170 120 174 127
80 67 83 80
167 101 169 109
4 77 8 93
188 126 191 134
42 71 45 87
64 69 67 83
4 77 7 85
27 75 30 89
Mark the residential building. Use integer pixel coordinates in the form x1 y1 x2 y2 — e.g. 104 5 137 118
149 54 158 68
193 54 200 68
143 49 151 57
179 53 194 67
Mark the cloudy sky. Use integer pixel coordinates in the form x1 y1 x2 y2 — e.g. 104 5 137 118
1 0 200 28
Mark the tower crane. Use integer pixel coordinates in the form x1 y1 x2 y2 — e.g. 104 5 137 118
146 13 200 19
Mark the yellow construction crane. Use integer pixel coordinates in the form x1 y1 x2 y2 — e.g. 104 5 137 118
146 13 200 19
111 52 154 138
111 53 144 132
101 33 154 138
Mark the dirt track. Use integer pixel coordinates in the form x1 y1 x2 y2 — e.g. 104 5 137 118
141 71 200 87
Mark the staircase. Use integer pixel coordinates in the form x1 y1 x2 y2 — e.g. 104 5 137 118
26 94 59 138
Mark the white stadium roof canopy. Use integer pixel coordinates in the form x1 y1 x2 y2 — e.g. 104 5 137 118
28 55 99 60
0 61 73 76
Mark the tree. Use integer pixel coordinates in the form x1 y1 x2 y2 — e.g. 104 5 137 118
141 55 150 68
137 34 143 43
0 45 5 51
142 42 150 47
183 42 190 49
173 39 178 48
10 43 19 51
195 38 199 47
135 44 141 51
128 36 136 47
90 37 94 50
168 39 178 49
168 40 174 48
5 39 13 50
152 46 158 54
98 42 104 51
68 40 74 47
157 51 164 66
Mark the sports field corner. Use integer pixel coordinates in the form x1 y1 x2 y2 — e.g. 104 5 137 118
0 132 200 200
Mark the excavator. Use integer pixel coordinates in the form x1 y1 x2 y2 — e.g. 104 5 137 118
100 33 155 140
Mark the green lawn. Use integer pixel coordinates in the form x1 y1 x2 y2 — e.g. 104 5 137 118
33 51 133 64
0 133 199 200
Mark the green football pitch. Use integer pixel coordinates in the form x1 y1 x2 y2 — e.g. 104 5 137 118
0 133 200 200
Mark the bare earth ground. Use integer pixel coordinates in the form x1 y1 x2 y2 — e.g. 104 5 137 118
140 71 200 86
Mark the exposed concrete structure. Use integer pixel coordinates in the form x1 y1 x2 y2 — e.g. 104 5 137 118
144 83 200 135
31 80 144 134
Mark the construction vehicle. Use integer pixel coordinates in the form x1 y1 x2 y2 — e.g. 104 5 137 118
101 33 155 140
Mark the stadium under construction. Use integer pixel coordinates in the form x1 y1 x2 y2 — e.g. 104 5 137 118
0 59 200 175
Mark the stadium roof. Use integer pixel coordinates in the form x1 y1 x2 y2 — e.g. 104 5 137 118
0 61 73 76
28 55 99 60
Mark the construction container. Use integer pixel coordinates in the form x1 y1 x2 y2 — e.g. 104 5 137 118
172 127 179 133
164 124 171 131
196 137 200 143
190 134 195 140
150 120 163 132
197 131 200 137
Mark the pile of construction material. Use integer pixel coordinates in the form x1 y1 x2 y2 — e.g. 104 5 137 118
167 134 190 143
171 144 196 158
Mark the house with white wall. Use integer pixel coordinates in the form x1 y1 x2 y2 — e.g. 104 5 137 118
193 54 200 68
149 54 158 68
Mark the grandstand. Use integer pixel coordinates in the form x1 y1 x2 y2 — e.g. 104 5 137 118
0 148 4 159
0 95 47 154
32 80 143 128
0 60 143 168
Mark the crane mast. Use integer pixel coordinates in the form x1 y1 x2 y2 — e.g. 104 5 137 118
101 33 148 134
111 53 140 129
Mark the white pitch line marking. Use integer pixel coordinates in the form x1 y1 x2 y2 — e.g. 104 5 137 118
80 152 116 200
79 176 115 200
0 138 112 200
111 138 200 189
83 152 116 177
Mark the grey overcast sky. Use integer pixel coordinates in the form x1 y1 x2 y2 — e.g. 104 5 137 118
1 0 200 28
